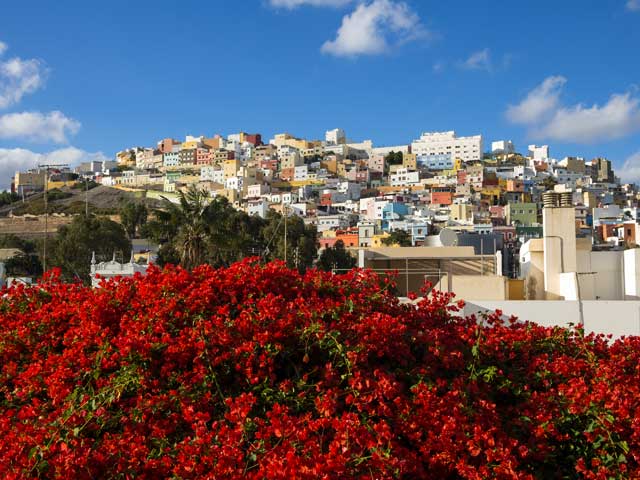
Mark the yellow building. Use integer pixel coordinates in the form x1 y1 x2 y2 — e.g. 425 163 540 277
302 146 324 158
47 180 78 189
181 141 201 150
321 157 338 174
203 136 223 150
450 203 474 223
14 171 46 192
223 159 241 179
481 187 501 204
371 233 392 247
272 133 315 151
216 188 239 203
280 152 303 170
402 152 417 171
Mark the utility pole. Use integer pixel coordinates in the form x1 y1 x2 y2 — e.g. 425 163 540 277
85 177 89 216
38 163 69 272
283 203 287 265
44 170 48 272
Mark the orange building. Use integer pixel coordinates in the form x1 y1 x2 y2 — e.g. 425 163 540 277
431 190 453 206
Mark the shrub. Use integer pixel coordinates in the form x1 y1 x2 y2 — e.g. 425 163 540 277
0 260 638 478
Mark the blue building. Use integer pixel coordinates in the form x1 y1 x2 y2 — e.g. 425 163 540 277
417 153 453 171
381 202 410 231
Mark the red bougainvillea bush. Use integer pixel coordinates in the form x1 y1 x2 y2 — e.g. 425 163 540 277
1 259 639 479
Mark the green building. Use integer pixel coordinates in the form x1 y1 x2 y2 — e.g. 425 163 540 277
506 202 538 226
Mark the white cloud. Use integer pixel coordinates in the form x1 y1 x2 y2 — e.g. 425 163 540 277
0 42 7 56
618 151 640 184
535 93 640 143
627 0 640 11
0 147 109 190
0 111 81 143
269 0 352 7
506 76 640 143
0 55 48 110
461 48 492 71
506 76 567 125
321 0 426 57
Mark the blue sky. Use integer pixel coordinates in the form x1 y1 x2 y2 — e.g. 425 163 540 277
1 0 640 187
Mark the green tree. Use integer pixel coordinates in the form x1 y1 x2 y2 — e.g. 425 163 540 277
4 254 43 278
144 186 318 271
384 151 404 166
48 215 131 283
120 201 148 239
142 186 246 269
169 186 211 270
0 191 19 207
381 229 412 247
0 235 42 278
317 240 357 272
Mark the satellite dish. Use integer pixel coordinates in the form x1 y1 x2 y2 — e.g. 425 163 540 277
439 228 458 247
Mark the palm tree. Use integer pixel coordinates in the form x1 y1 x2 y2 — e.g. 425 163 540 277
153 185 211 270
174 185 211 270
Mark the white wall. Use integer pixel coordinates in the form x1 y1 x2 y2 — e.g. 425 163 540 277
463 300 640 339
624 249 640 299
543 207 577 299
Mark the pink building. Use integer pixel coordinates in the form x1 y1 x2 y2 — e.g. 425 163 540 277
196 147 212 165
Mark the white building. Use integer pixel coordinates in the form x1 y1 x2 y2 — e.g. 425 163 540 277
390 168 421 187
325 128 346 146
90 252 150 288
528 145 549 161
247 199 269 218
491 140 515 154
200 166 224 184
270 192 299 204
247 183 270 199
316 214 349 233
294 165 309 181
411 131 483 163
225 176 244 192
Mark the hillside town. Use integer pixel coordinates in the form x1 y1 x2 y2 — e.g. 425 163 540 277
5 127 640 331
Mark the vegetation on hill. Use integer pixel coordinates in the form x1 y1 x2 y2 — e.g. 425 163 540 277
0 262 638 478
0 185 160 217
